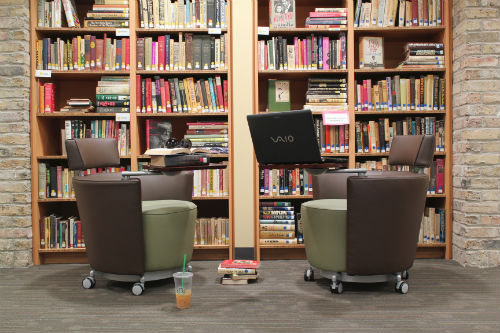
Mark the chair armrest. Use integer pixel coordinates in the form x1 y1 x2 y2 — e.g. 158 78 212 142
327 168 367 175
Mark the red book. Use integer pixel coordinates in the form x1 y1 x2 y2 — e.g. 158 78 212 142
164 80 172 113
423 0 429 25
264 44 268 69
146 119 151 149
345 125 349 153
219 169 223 196
125 38 130 70
308 12 347 18
56 166 62 198
215 76 224 112
325 125 331 153
158 35 165 70
362 80 367 111
44 83 54 113
223 79 228 112
96 39 103 70
77 220 83 248
339 125 345 153
136 75 141 113
90 35 96 70
412 0 419 25
72 37 78 69
436 159 444 194
220 260 260 269
146 77 152 113
159 79 166 112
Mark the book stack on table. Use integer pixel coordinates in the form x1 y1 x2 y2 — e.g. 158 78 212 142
218 260 260 285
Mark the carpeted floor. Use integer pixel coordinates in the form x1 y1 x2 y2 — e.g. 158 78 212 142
0 259 499 333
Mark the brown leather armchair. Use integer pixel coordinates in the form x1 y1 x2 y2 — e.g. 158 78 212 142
66 138 196 295
302 135 435 294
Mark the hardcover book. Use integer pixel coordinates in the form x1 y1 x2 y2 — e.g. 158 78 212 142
267 79 290 112
269 0 296 28
219 260 261 269
359 36 384 68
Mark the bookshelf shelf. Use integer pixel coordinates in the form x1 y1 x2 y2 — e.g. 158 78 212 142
260 244 305 249
30 0 234 264
194 245 230 249
322 153 350 157
253 0 453 261
136 112 228 117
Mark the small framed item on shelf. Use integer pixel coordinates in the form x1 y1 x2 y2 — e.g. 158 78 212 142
270 0 296 28
359 36 384 69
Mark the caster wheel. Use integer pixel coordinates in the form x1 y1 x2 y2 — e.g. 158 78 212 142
82 277 95 289
330 282 343 294
132 283 144 296
187 265 193 272
395 281 409 294
304 268 314 281
402 270 409 279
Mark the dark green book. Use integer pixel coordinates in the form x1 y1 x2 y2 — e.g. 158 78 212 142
267 79 290 112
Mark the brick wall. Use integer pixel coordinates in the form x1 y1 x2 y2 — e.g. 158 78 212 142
0 0 32 267
452 0 500 267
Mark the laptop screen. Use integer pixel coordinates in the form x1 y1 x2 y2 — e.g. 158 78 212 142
247 110 322 164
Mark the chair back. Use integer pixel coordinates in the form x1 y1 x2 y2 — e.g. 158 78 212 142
388 135 435 168
66 138 120 170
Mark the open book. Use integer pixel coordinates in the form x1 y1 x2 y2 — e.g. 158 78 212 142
145 147 210 156
145 147 211 167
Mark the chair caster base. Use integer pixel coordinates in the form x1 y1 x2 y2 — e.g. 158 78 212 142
304 267 315 281
330 281 343 294
395 281 409 294
132 282 145 296
82 277 96 289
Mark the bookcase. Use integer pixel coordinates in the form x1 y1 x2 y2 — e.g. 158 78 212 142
252 0 452 260
29 0 234 265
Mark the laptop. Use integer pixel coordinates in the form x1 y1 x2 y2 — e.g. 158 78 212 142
247 110 347 165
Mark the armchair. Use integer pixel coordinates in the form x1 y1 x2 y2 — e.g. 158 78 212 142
66 138 196 295
302 135 435 294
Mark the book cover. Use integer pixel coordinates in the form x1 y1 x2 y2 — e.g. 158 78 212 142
267 79 290 112
270 0 296 28
359 36 384 68
220 260 260 269
146 120 172 150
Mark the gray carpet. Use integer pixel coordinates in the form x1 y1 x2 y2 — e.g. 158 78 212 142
0 259 499 333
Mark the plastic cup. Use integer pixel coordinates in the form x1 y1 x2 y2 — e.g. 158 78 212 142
173 272 193 309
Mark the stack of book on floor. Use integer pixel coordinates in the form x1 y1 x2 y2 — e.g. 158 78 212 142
60 99 94 113
184 121 228 154
399 43 444 69
218 260 260 285
84 1 129 27
259 201 298 245
305 8 347 28
303 78 348 112
96 76 130 113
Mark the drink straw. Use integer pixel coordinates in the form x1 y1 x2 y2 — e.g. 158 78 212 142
181 254 187 289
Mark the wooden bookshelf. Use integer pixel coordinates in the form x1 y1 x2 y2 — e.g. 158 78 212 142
29 0 234 265
252 0 453 260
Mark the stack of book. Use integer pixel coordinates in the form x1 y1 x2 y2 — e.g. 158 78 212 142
39 215 84 249
258 33 346 70
303 78 348 112
194 218 230 246
259 169 313 197
136 34 228 71
419 207 446 244
305 8 347 28
61 99 94 113
138 0 228 29
259 201 299 245
36 35 130 71
137 75 227 113
37 0 81 28
96 76 130 113
184 121 228 153
399 43 444 69
84 1 129 27
218 260 260 285
355 74 446 112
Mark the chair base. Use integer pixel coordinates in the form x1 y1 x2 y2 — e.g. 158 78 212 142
82 264 193 296
304 266 409 294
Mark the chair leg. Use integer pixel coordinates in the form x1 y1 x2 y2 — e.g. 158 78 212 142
330 273 343 294
132 276 146 296
304 266 314 281
394 273 409 294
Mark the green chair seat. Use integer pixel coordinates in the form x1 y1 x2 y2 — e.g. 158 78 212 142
142 200 197 272
301 199 347 272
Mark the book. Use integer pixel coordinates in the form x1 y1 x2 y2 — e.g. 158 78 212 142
269 0 296 28
219 260 260 269
146 120 172 149
221 277 248 285
359 36 384 68
145 147 211 167
217 265 256 275
267 79 290 112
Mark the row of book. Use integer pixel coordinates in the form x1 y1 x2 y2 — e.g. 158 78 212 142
39 215 84 249
355 158 445 194
258 34 347 71
38 163 129 199
259 169 313 197
259 201 302 245
399 43 445 69
36 36 130 71
137 34 228 71
37 0 79 28
62 120 131 156
355 118 445 153
355 74 446 112
305 8 348 29
194 217 230 246
354 0 445 28
184 121 228 153
137 75 228 114
38 82 55 113
192 168 229 197
315 121 350 154
419 207 446 244
84 1 129 28
97 76 131 113
304 78 348 112
139 0 228 29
